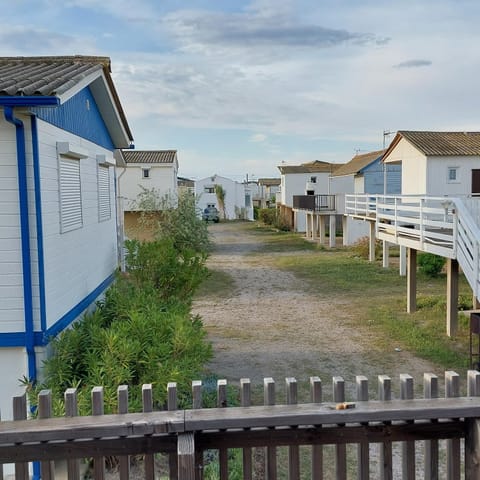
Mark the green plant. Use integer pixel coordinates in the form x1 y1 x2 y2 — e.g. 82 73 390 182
350 236 381 260
418 253 446 277
215 184 227 220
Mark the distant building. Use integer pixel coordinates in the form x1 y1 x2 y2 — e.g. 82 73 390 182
256 178 281 208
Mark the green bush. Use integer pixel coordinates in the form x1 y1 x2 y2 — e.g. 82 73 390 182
350 236 381 260
258 208 290 231
418 253 446 277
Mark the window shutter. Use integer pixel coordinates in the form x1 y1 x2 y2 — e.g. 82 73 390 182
98 165 111 221
59 157 83 232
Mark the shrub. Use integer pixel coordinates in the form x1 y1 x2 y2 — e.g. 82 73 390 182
418 253 446 277
351 236 381 260
258 208 290 231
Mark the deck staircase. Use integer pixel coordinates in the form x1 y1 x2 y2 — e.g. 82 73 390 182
345 194 480 300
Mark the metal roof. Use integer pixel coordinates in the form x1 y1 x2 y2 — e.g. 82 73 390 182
121 150 177 164
331 150 385 177
388 131 480 157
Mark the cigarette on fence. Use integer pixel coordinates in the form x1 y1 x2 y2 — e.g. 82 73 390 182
335 402 356 410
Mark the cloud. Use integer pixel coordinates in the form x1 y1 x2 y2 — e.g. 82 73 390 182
249 133 268 143
393 59 433 69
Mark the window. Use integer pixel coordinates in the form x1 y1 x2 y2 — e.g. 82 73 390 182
98 165 111 222
59 157 83 232
142 168 150 178
204 186 215 193
447 167 459 183
310 176 317 183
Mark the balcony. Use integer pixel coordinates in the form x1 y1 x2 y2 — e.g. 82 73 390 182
293 194 336 212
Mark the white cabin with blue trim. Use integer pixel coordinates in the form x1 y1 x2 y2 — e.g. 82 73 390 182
0 56 133 423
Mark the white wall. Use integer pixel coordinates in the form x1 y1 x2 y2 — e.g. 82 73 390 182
119 162 178 210
343 217 370 245
281 172 330 207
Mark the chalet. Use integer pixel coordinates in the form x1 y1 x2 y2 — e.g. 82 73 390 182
0 56 133 421
256 178 280 208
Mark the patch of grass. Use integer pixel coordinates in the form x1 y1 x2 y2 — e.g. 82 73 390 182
195 268 236 299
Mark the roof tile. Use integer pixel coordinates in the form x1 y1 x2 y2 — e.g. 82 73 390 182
122 150 177 164
398 131 480 156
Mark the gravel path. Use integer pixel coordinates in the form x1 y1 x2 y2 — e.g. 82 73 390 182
192 222 441 401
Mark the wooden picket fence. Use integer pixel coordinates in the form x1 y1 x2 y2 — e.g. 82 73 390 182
2 370 480 479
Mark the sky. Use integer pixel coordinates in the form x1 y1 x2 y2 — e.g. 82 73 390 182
2 0 480 181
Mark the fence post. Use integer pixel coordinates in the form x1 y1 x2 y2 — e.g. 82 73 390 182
400 374 415 479
217 380 228 480
356 376 369 480
286 378 299 480
178 433 196 480
38 390 55 480
468 370 480 396
168 382 179 480
310 376 323 480
13 393 28 480
117 385 130 480
465 418 480 479
191 381 203 479
424 373 439 480
142 384 155 480
91 386 105 480
445 371 461 479
65 388 80 480
264 377 277 479
378 375 392 480
333 376 346 480
240 379 253 480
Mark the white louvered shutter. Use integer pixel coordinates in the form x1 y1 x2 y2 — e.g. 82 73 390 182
59 157 83 232
98 165 111 221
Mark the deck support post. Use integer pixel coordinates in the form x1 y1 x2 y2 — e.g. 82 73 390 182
368 221 376 262
329 215 336 248
319 216 325 245
382 241 389 268
342 216 348 246
305 213 311 239
446 258 459 337
407 248 417 313
399 246 407 276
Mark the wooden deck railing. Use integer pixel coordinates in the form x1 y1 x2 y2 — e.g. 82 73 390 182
293 195 336 212
2 370 480 479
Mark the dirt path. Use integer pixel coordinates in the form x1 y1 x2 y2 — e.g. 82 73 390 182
192 222 441 401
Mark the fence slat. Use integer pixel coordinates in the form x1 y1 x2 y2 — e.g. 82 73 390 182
286 378 300 480
168 382 179 480
424 373 439 480
467 370 480 396
356 376 369 480
400 374 415 480
38 390 55 480
142 384 155 480
216 380 228 480
445 371 461 480
65 388 80 480
333 376 346 480
378 375 392 480
13 393 28 480
310 376 323 480
117 385 130 480
264 377 277 480
191 381 203 480
465 418 480 479
240 378 252 480
178 433 195 480
92 386 105 480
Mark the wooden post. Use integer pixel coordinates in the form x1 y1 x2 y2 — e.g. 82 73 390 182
369 221 376 262
65 388 80 480
407 248 417 313
382 241 389 268
424 373 439 480
240 379 252 480
178 433 196 480
468 370 480 396
92 387 105 480
400 374 415 479
329 215 336 248
142 384 155 480
356 376 369 480
466 419 480 479
168 383 179 480
117 385 130 480
342 216 348 246
399 245 407 276
310 376 323 480
191 381 203 478
446 258 459 337
378 376 392 480
264 378 277 479
13 393 28 480
305 213 311 239
38 390 55 480
445 371 461 478
217 380 228 480
286 378 300 480
333 376 346 480
319 216 326 245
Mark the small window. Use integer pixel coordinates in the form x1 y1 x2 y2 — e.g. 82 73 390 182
142 168 150 178
59 156 83 233
98 165 111 222
204 186 215 193
447 167 459 183
310 176 317 183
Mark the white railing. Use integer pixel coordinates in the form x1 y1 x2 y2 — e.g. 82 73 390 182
345 194 480 299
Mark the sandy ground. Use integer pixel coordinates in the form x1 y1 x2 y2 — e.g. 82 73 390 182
192 222 441 401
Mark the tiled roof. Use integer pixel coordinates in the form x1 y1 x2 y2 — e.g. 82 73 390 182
278 160 342 174
122 150 177 164
395 131 480 156
331 150 385 177
258 178 280 186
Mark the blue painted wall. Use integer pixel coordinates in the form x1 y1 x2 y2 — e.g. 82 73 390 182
32 87 114 150
363 158 401 194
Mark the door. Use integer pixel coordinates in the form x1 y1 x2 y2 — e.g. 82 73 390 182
472 169 480 196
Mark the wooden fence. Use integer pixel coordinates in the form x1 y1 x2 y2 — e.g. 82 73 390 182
2 370 480 479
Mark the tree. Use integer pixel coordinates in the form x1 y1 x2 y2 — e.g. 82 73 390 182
215 184 227 220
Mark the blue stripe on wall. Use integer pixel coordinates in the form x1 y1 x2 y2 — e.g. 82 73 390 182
0 273 116 348
32 87 114 150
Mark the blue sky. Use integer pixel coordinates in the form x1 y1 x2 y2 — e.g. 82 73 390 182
2 0 480 181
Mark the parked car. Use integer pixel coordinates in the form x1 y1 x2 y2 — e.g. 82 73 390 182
202 206 220 222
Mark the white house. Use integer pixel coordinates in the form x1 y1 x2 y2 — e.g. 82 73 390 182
330 150 401 244
195 174 253 220
383 131 480 196
277 160 340 232
256 178 281 208
0 56 133 423
117 150 178 238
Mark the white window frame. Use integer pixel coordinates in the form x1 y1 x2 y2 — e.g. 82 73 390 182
447 166 460 183
59 156 83 233
97 164 111 222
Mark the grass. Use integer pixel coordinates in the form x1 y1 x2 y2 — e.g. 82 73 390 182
195 268 236 300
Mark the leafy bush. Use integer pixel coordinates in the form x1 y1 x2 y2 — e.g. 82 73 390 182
418 253 446 277
258 208 290 231
350 236 381 260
